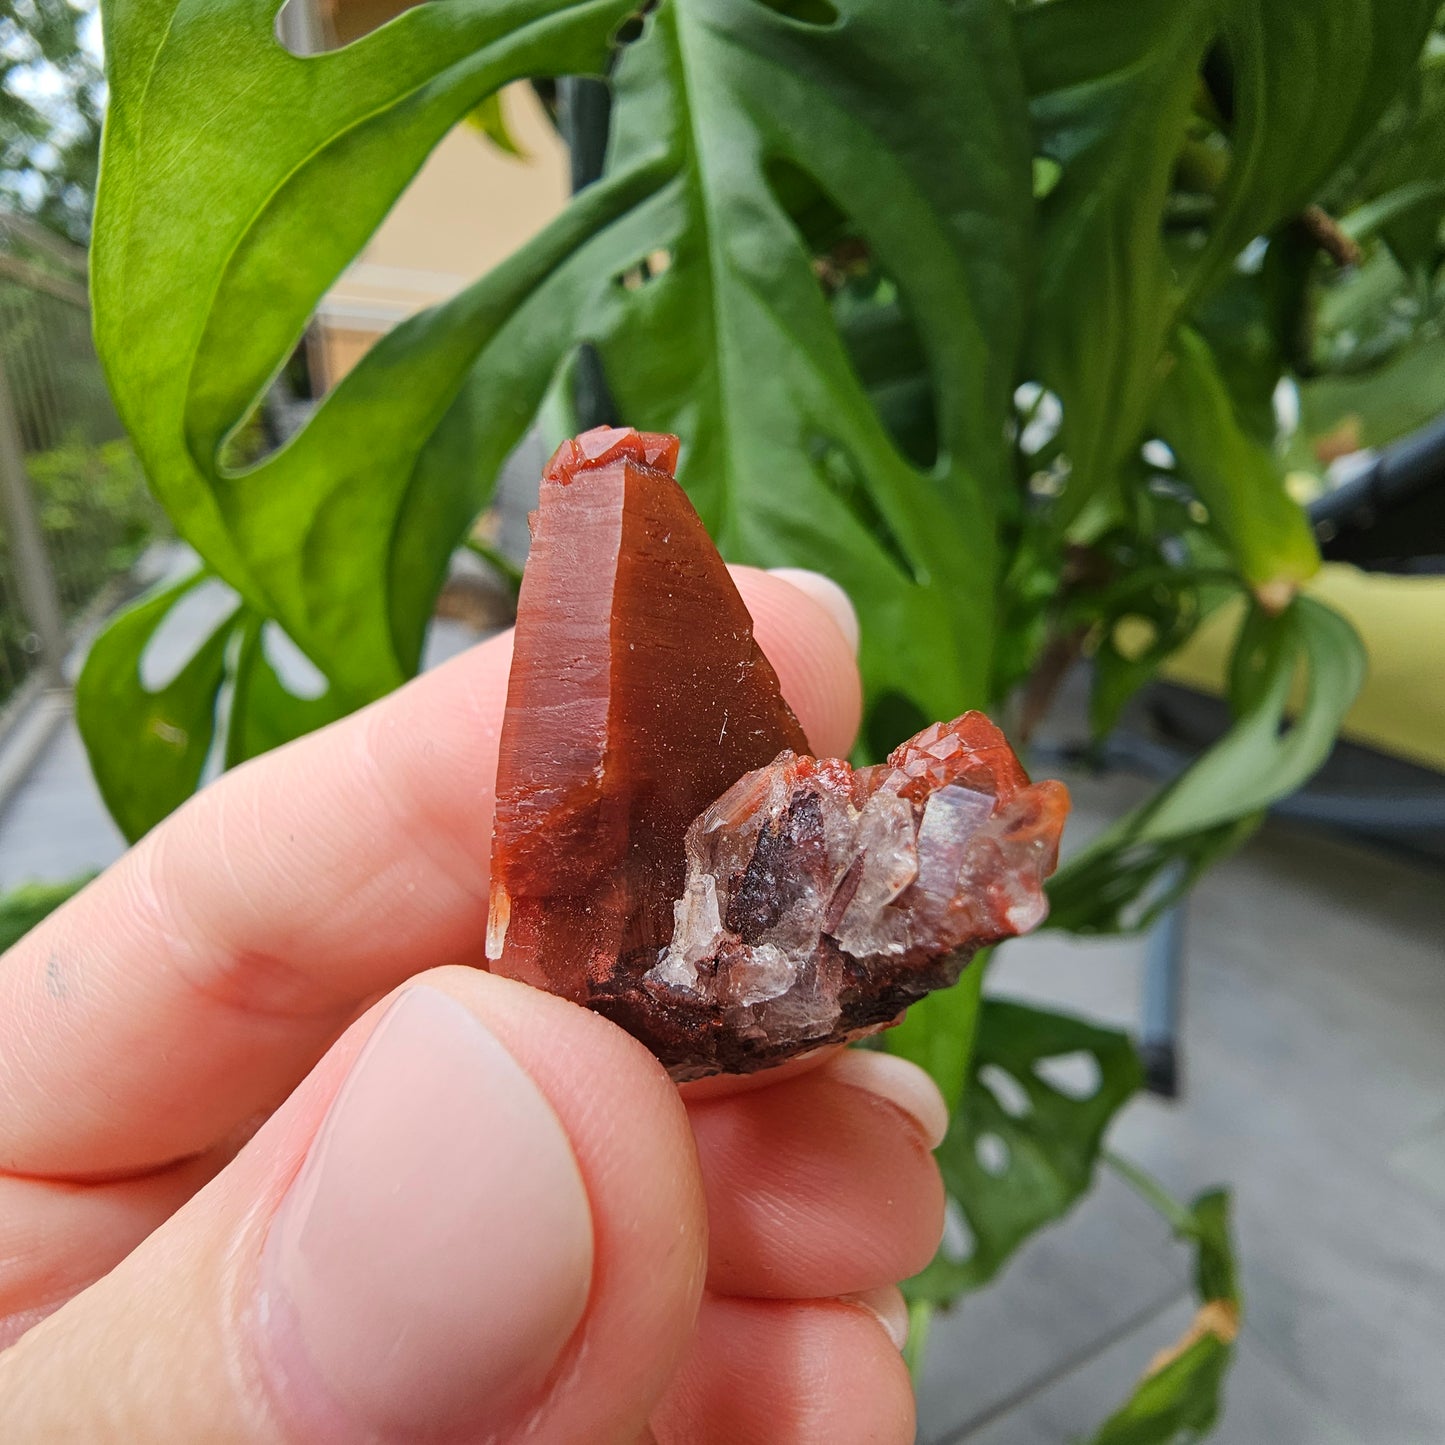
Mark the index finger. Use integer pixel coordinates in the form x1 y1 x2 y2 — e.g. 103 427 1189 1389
0 569 860 1177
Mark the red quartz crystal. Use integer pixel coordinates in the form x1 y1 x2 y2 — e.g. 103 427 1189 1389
487 426 808 1003
487 426 1070 1078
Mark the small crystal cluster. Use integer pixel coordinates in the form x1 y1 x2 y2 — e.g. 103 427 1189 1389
594 714 1069 1077
487 425 1070 1079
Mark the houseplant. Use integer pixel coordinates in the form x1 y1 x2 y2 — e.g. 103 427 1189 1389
74 0 1443 1433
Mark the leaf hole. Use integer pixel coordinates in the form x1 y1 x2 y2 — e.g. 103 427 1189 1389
1034 1050 1103 1100
609 7 656 45
260 622 329 701
941 1198 976 1261
1014 381 1063 457
613 249 674 291
215 324 327 473
139 579 242 691
979 1064 1031 1119
275 0 421 54
202 79 565 479
751 0 840 25
975 1131 1011 1177
764 156 939 470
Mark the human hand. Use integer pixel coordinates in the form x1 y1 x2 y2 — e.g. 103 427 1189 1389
0 568 947 1443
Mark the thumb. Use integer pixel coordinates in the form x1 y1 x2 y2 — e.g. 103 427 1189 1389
0 971 707 1443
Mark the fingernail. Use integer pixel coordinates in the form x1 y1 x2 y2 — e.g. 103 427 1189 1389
767 568 861 655
827 1049 950 1150
259 987 593 1440
846 1284 910 1352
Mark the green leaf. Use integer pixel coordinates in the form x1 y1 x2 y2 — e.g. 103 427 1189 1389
1199 0 1439 297
95 0 1033 764
1151 326 1320 595
907 998 1143 1305
1188 229 1317 445
1018 0 1435 529
76 572 350 840
1344 176 1445 253
76 572 240 843
1076 500 1239 742
1086 1167 1241 1445
903 1296 935 1389
1017 0 1210 520
1341 45 1445 270
0 877 94 953
1048 594 1366 933
465 88 526 158
93 0 641 704
885 954 988 1112
594 0 1034 716
1303 331 1445 450
1088 1328 1234 1445
224 616 351 767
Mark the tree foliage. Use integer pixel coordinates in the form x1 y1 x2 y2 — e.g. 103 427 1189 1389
1 0 103 243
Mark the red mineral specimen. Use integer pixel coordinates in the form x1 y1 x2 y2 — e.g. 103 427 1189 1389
487 426 1070 1078
486 426 809 1002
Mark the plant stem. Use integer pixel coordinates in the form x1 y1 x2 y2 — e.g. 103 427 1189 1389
904 1298 935 1387
462 536 523 593
1102 1149 1195 1235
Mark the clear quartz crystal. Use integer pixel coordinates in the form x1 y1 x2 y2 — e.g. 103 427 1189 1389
832 789 919 958
643 715 1069 1071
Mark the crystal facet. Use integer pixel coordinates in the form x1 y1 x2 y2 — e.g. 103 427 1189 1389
487 427 1070 1079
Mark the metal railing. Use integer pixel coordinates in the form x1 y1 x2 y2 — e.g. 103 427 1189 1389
0 213 163 704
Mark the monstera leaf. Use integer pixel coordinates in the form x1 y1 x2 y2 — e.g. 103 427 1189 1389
89 0 1031 772
1048 594 1367 933
591 0 1032 717
1086 1169 1241 1445
1017 0 1211 521
1016 0 1435 533
93 0 644 706
76 570 351 842
1198 0 1440 297
1344 44 1445 274
1150 326 1319 594
908 998 1144 1304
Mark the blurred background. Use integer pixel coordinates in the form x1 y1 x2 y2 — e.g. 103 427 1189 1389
2 1 1444 1441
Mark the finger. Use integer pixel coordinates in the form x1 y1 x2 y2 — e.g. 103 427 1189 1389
0 1150 226 1349
0 969 706 1444
649 1292 915 1445
741 566 861 758
0 567 862 1177
687 1050 946 1299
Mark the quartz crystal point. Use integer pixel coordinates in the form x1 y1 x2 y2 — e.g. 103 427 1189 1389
487 425 809 1003
487 425 1070 1079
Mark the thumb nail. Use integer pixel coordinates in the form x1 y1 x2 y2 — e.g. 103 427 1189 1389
259 986 593 1440
767 568 861 655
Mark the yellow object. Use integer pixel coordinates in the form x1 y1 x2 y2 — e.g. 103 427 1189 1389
1163 565 1445 772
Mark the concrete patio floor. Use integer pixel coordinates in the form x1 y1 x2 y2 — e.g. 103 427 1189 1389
0 646 1441 1444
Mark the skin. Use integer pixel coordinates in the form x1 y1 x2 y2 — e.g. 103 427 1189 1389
0 568 947 1443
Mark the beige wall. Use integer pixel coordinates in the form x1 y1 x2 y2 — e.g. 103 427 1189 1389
317 85 568 383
